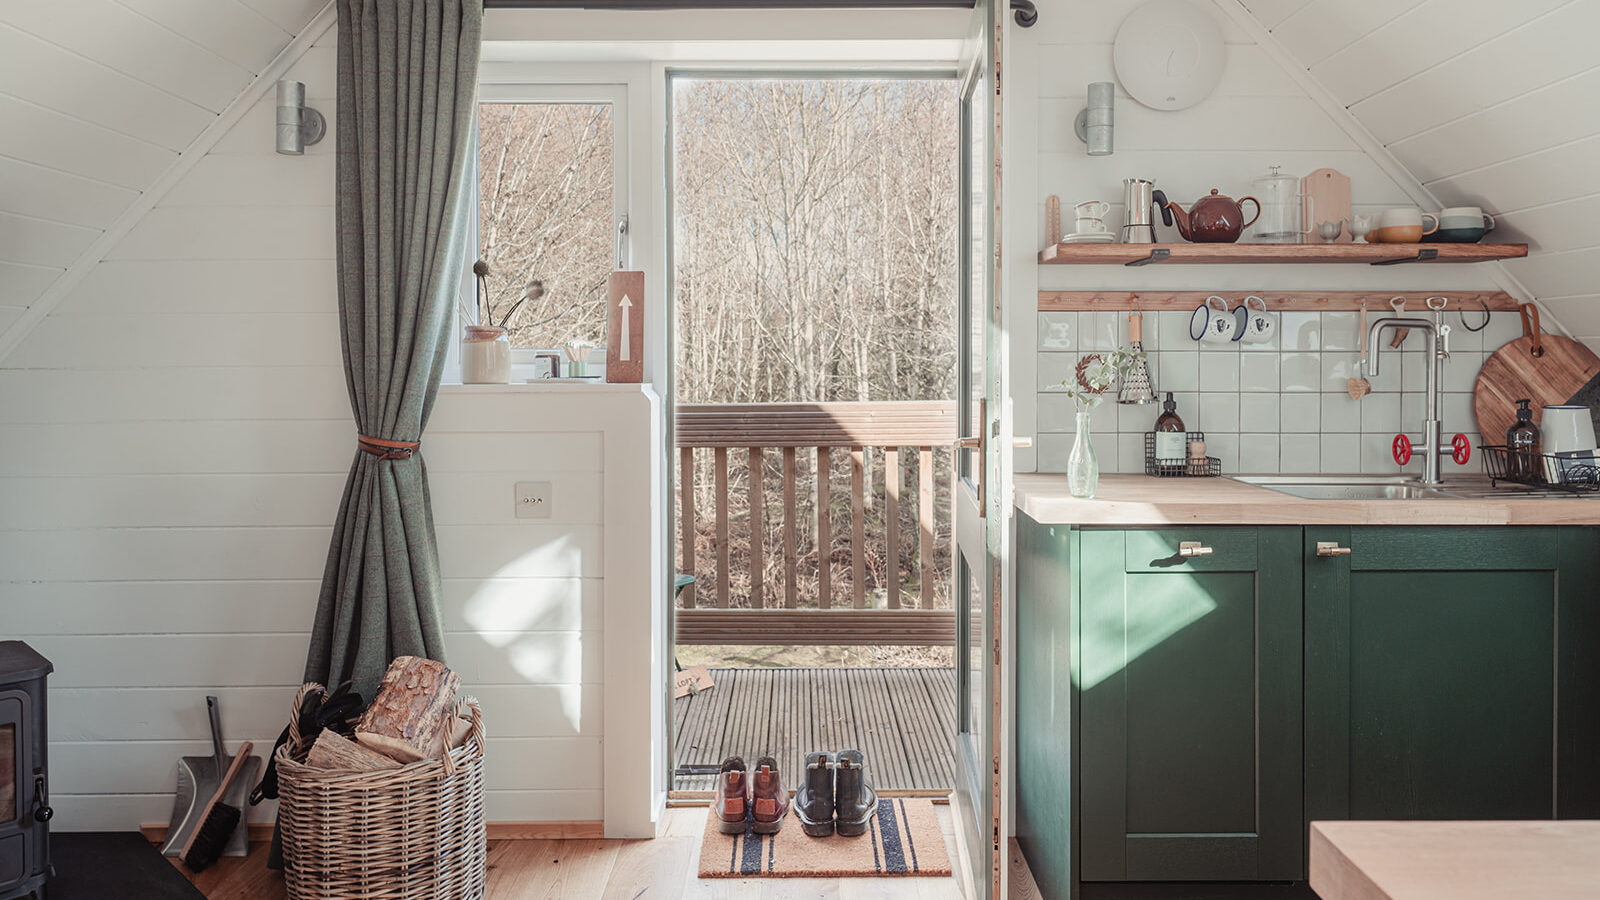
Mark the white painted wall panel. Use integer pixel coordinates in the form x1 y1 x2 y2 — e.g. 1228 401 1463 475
107 205 335 261
1347 3 1600 145
239 0 330 35
65 259 338 314
1542 296 1600 339
0 211 99 269
0 94 175 190
1309 0 1566 107
0 0 253 112
1266 0 1424 68
1493 196 1600 255
0 367 348 424
1239 0 1311 30
164 153 337 207
117 0 293 74
1502 247 1600 301
0 26 215 152
0 262 59 307
1426 136 1600 213
0 157 139 229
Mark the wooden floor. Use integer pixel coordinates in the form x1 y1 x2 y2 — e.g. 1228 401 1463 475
672 667 957 794
179 807 964 899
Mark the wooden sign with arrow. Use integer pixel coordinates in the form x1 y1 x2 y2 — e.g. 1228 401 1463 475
606 270 644 383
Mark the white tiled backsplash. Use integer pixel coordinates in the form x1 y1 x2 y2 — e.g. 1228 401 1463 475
1036 307 1529 475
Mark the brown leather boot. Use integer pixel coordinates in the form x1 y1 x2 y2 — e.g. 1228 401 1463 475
714 756 749 834
750 755 791 834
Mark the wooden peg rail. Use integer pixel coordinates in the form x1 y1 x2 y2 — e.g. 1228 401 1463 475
1037 290 1521 312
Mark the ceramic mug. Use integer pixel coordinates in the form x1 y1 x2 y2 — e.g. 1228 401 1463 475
1190 296 1237 344
1231 295 1275 344
1367 207 1439 243
1075 216 1107 234
1542 405 1598 454
1075 200 1111 219
1439 206 1496 232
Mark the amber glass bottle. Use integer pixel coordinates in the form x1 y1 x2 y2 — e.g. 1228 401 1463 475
1154 392 1186 461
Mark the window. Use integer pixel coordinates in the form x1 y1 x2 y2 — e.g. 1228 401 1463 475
475 85 627 352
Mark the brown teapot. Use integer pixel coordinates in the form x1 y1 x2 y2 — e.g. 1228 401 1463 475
1159 188 1262 243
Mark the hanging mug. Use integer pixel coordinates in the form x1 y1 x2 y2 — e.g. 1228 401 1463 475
1190 296 1237 344
1231 295 1275 344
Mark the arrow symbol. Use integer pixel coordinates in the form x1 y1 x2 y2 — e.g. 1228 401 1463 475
619 294 634 362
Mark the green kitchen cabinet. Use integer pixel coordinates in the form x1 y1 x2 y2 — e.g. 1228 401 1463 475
1077 527 1304 883
1305 526 1600 825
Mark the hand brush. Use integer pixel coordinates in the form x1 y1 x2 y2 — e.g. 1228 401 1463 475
181 740 253 872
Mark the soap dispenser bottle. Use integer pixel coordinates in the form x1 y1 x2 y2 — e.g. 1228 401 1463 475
1154 392 1186 462
1506 398 1540 481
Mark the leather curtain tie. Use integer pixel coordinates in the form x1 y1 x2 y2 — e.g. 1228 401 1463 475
358 435 420 460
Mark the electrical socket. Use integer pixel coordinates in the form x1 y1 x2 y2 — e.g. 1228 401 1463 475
514 481 552 519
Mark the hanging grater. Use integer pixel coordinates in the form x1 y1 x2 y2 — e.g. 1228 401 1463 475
1118 308 1156 404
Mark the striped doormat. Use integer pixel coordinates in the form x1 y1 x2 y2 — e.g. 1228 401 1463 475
698 798 952 878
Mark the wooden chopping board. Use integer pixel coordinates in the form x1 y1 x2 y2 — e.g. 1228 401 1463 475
1474 305 1600 444
1302 167 1352 242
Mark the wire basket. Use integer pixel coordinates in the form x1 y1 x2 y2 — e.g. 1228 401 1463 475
1145 431 1221 477
1480 444 1600 494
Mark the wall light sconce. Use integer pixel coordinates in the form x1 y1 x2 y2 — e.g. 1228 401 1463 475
275 80 326 155
1074 82 1115 157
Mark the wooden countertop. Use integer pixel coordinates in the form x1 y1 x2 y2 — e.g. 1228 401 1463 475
1014 474 1600 526
1310 820 1600 900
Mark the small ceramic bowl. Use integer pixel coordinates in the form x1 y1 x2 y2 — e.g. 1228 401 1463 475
1367 224 1424 243
1422 226 1486 243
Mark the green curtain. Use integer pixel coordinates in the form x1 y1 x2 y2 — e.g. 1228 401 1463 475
305 0 483 702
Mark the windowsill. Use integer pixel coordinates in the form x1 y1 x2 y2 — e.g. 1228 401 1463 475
438 380 654 393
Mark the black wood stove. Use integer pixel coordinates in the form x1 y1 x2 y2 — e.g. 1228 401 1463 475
0 642 52 900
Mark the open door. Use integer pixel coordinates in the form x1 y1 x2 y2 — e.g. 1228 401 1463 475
952 2 1007 897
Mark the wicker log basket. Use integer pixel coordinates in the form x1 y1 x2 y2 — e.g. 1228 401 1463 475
275 682 487 900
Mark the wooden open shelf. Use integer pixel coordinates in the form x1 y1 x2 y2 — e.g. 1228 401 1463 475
1037 241 1528 266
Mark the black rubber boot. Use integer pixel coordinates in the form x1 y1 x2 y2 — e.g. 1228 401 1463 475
833 749 878 837
794 751 836 837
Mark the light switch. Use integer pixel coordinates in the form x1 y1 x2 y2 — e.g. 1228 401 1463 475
515 481 552 519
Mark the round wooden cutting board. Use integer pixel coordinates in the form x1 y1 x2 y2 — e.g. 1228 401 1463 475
1474 310 1600 445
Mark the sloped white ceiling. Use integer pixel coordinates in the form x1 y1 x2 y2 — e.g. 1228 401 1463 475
1241 0 1600 345
0 0 327 328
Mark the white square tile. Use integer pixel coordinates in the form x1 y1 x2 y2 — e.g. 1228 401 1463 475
1199 353 1241 391
1170 392 1200 425
1038 312 1075 350
1239 394 1281 432
1159 351 1200 391
1321 311 1360 351
1443 392 1475 435
1401 346 1429 392
1321 392 1362 432
1239 353 1280 392
1281 353 1321 392
1237 434 1281 473
1481 309 1524 352
1089 397 1119 433
1091 429 1118 470
1038 351 1077 392
1279 311 1322 351
1118 399 1162 433
1401 392 1424 427
1158 310 1194 351
1449 311 1486 352
1082 311 1120 351
1037 393 1077 433
1036 433 1071 472
1281 393 1321 432
1320 434 1359 473
1198 393 1239 433
1362 432 1416 474
1206 433 1239 473
1361 392 1402 433
1118 432 1147 473
1320 352 1361 392
1443 351 1483 392
1281 434 1321 474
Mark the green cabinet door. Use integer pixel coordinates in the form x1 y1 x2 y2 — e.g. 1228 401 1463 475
1079 527 1304 882
1306 526 1600 826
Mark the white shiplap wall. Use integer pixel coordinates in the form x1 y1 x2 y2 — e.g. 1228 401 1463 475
1241 0 1600 345
2 26 632 830
0 0 327 338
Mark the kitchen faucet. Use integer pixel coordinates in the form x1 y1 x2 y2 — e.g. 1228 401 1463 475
1363 303 1471 485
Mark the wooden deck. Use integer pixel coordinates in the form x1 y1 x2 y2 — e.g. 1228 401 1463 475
671 667 957 794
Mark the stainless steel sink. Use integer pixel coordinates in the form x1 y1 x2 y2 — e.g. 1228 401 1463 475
1230 474 1461 501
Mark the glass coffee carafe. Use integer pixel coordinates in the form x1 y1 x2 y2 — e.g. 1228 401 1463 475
1248 165 1309 243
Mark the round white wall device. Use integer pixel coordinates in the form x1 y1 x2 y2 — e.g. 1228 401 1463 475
1113 0 1227 111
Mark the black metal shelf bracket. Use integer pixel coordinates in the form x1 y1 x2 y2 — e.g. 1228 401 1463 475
1371 248 1440 266
1126 248 1170 267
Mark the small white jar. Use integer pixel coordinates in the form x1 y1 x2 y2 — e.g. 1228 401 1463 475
461 325 511 384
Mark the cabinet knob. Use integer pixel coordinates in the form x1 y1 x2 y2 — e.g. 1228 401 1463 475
1316 541 1352 557
1178 541 1212 557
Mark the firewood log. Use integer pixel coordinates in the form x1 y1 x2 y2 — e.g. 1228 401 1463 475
305 728 401 771
355 656 461 763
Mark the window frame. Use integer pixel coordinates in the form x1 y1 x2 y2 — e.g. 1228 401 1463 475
452 81 631 381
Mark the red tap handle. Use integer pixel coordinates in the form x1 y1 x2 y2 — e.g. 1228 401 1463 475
1452 433 1472 465
1393 434 1413 466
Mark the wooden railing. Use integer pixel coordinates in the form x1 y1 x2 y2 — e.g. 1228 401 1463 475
675 401 958 646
